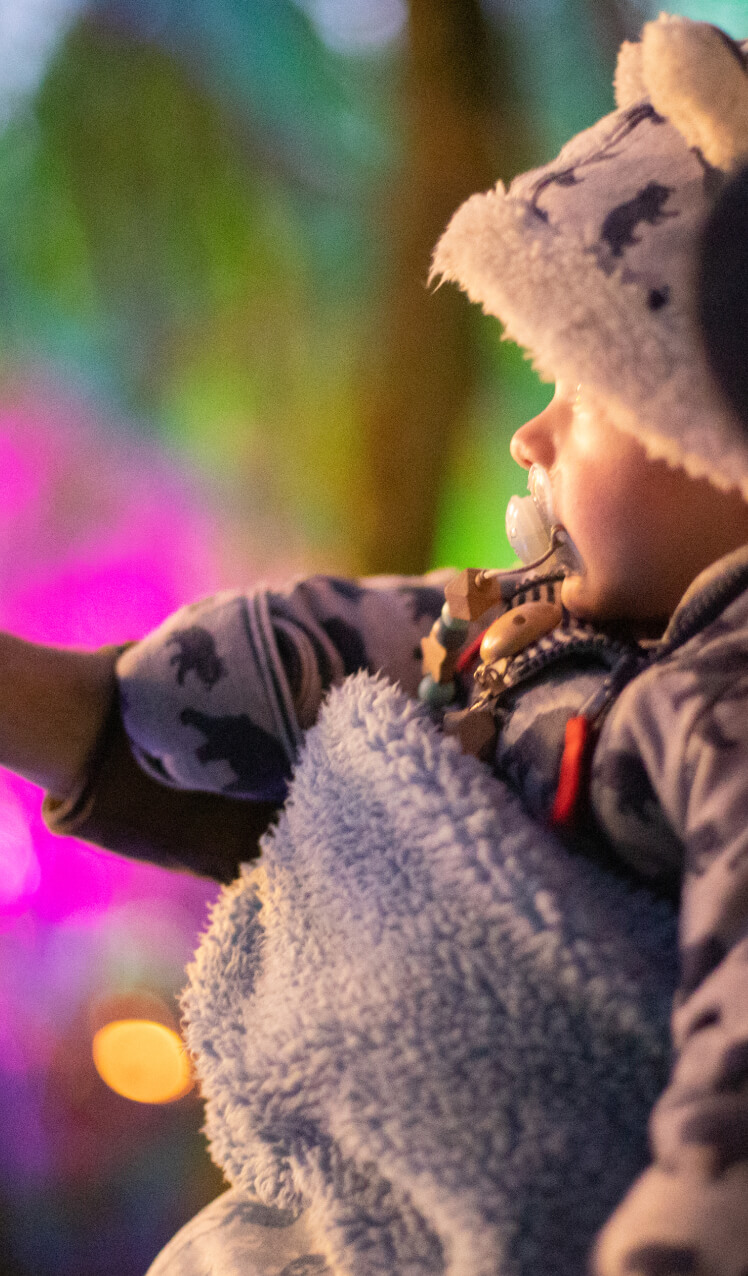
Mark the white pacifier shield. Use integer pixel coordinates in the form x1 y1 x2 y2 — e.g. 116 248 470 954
505 463 555 563
505 492 550 564
505 463 584 572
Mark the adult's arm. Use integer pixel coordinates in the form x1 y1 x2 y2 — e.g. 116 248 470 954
0 632 117 798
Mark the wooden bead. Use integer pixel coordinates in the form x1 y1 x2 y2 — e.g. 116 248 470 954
479 600 562 665
417 674 456 707
444 569 505 622
440 602 469 637
421 630 459 682
436 607 468 650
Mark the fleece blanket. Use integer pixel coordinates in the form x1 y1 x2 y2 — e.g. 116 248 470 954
182 671 679 1276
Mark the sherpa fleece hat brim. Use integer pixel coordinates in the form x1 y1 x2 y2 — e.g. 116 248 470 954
431 16 748 500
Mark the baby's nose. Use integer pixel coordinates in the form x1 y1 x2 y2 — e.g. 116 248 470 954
509 410 555 470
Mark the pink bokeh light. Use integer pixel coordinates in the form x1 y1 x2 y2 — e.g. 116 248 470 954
0 773 40 909
0 386 225 922
0 377 244 1190
0 376 307 1199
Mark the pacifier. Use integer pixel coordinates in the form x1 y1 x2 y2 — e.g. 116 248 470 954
505 464 583 573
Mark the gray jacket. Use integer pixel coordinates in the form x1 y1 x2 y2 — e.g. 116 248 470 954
45 545 748 1276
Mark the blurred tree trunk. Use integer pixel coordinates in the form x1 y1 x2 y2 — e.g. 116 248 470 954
355 0 526 575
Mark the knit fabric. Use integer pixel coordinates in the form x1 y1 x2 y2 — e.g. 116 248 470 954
182 670 677 1276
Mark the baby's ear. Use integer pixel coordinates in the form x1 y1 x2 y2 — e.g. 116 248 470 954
615 14 748 171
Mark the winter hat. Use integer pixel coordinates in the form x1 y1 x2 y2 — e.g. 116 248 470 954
697 159 748 428
431 14 748 499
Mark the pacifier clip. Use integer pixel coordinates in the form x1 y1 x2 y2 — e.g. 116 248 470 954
419 565 641 833
549 652 642 830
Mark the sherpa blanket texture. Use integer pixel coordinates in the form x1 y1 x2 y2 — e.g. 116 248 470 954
182 671 679 1276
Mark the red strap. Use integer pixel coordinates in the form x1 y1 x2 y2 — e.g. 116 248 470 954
456 641 593 828
455 631 487 674
550 715 592 830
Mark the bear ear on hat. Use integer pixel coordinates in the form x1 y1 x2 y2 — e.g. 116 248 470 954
613 37 647 108
614 13 748 171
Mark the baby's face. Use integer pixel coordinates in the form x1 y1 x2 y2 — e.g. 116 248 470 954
510 384 748 629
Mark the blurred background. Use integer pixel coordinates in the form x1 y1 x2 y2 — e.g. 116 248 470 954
0 0 741 1272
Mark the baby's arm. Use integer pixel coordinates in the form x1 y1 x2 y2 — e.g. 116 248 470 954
592 618 748 1276
39 572 450 879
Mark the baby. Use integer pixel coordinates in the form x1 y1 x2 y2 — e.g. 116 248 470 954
510 383 748 630
3 13 748 1276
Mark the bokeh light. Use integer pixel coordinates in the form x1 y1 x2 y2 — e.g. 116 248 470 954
294 0 408 54
92 1020 194 1105
0 386 243 1270
0 0 83 123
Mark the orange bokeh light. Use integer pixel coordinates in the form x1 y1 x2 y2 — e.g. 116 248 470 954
92 1019 194 1104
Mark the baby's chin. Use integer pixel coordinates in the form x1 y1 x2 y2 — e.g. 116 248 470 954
560 574 668 637
559 573 598 621
560 572 628 626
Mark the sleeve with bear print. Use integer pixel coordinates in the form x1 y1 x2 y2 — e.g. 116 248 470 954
591 595 748 1276
115 572 451 805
